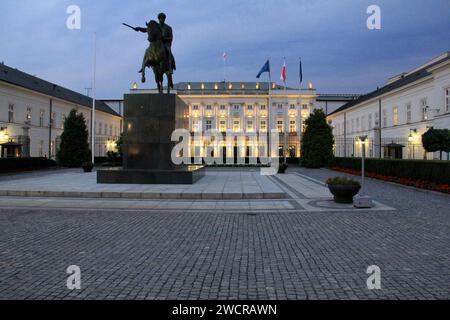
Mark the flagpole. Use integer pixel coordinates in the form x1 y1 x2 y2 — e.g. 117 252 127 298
268 59 272 161
91 32 97 164
283 58 287 163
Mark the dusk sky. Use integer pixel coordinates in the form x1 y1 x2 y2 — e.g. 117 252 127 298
0 0 449 99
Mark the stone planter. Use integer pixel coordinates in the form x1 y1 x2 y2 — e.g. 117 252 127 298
82 162 94 173
327 184 361 203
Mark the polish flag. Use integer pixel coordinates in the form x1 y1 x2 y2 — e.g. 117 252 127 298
280 60 287 82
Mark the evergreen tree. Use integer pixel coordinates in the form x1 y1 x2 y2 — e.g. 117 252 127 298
56 109 91 167
300 109 334 168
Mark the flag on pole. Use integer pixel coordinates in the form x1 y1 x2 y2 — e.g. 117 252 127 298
222 52 227 61
256 60 270 78
280 59 287 83
299 58 303 85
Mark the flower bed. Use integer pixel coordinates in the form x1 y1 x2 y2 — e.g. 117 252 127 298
330 166 450 194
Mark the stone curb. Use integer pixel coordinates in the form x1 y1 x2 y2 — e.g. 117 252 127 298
0 190 286 200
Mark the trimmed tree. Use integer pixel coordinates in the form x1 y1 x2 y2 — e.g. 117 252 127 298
422 128 450 160
300 109 334 168
56 109 91 167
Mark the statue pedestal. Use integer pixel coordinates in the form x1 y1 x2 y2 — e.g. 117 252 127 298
97 93 204 184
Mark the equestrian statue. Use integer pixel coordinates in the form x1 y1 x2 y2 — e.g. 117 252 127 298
123 12 176 94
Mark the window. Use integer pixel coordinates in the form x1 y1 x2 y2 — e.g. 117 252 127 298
104 124 107 135
110 124 113 136
61 114 66 129
233 105 240 111
289 120 296 133
50 141 55 158
382 109 387 127
192 119 200 132
219 120 227 132
277 104 283 110
8 104 14 123
277 120 283 133
393 107 398 126
302 104 308 110
205 120 212 131
192 105 199 110
260 120 267 132
289 104 296 110
374 112 379 127
420 98 428 120
51 112 56 128
206 105 212 110
351 119 355 133
368 114 372 130
39 110 44 127
246 120 254 132
39 140 44 157
361 115 366 131
356 117 360 131
406 103 412 123
446 88 450 112
99 122 103 135
233 120 240 132
220 105 226 110
247 105 253 110
26 107 32 122
260 105 266 110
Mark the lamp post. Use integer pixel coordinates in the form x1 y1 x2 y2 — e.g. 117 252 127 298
354 135 374 208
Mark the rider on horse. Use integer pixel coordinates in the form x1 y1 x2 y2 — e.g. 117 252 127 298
133 13 176 91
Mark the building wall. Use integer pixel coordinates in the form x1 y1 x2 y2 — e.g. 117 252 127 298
0 82 122 158
178 89 316 158
328 60 450 160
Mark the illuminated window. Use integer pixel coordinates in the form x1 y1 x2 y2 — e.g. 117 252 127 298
277 120 283 133
61 114 66 129
421 98 428 120
289 120 296 133
233 120 240 132
51 112 56 128
393 106 398 126
246 120 254 132
192 119 200 132
205 119 212 131
219 120 227 132
260 120 267 132
26 107 32 122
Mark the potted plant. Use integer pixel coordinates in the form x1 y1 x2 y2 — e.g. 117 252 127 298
278 162 288 174
82 161 94 173
326 177 361 203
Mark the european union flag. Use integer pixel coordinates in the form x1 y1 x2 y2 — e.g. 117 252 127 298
256 60 270 78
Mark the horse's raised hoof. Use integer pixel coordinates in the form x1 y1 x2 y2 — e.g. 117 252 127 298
141 76 146 83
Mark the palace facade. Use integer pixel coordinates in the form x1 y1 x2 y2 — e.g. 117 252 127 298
0 63 122 158
124 82 357 159
327 52 450 160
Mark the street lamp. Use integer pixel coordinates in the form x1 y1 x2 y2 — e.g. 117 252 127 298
354 135 374 208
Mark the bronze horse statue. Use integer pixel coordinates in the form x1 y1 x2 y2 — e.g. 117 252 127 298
126 19 176 94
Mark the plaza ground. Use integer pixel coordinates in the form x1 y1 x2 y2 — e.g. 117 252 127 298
0 167 448 299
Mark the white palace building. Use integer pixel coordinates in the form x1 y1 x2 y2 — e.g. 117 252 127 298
118 82 358 160
327 52 450 160
0 63 122 158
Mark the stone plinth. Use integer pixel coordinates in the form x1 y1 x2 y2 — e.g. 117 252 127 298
97 93 204 184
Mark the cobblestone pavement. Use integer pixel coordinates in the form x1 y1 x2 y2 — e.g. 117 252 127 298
0 168 449 300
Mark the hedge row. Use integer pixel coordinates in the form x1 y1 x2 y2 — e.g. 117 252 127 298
331 157 450 185
0 157 57 173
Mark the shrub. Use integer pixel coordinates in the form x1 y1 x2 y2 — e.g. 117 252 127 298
300 109 334 168
56 109 91 167
0 157 57 173
331 157 450 185
422 128 450 160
